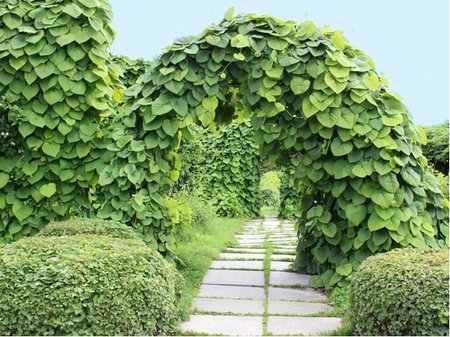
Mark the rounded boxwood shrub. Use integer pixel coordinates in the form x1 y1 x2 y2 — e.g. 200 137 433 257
350 248 449 336
0 235 183 335
36 218 142 240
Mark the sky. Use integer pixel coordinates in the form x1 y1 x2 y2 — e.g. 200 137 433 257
109 0 449 126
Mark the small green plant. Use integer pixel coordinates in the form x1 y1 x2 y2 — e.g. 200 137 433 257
0 235 183 335
350 248 449 336
188 192 217 228
36 218 142 240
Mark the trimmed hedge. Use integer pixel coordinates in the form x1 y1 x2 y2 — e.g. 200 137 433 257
350 248 449 336
36 218 141 240
0 235 183 335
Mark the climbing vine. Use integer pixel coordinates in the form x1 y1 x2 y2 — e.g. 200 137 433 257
279 170 303 220
200 121 261 217
109 55 151 92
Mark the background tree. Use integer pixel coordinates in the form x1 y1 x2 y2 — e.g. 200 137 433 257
422 122 449 175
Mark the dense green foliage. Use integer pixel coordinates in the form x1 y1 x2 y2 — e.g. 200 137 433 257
429 166 449 201
174 125 208 193
200 122 261 217
0 0 116 242
0 235 183 335
0 2 448 285
279 169 303 220
350 248 449 336
423 122 449 175
36 218 142 239
110 55 151 89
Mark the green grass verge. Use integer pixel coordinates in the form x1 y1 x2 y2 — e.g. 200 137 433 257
174 216 246 322
260 206 279 217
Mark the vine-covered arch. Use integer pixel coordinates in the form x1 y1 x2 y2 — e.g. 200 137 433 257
0 1 447 286
101 11 448 284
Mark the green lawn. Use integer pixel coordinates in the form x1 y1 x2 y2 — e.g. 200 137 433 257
260 206 279 217
174 216 246 322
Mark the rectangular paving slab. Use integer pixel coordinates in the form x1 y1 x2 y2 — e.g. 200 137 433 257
268 300 333 315
237 239 265 245
270 261 292 271
219 253 265 260
182 315 263 336
269 271 310 287
236 234 266 239
210 260 263 270
269 238 297 243
203 269 265 286
271 254 296 261
198 284 265 300
193 297 264 314
227 248 266 254
267 316 341 335
270 235 296 239
273 249 296 255
268 286 327 302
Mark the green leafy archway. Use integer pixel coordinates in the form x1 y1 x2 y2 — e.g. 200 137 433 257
103 11 448 282
0 1 447 285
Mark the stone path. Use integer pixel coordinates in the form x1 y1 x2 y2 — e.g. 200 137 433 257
181 217 342 336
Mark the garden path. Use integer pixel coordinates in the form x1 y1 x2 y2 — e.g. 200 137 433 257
181 216 342 336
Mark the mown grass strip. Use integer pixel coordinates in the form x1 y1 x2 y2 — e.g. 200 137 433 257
174 217 246 324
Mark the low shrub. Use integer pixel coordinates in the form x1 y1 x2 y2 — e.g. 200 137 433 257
0 235 183 335
350 248 449 336
36 218 142 240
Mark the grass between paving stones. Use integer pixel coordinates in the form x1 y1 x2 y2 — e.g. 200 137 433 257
225 249 266 254
192 310 262 317
174 217 246 324
267 310 337 318
228 245 265 250
263 233 274 336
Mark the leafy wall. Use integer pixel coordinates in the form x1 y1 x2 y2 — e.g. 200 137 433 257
0 0 115 242
200 121 261 217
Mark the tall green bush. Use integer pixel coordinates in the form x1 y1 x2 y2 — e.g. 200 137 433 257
350 248 449 336
0 235 183 335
